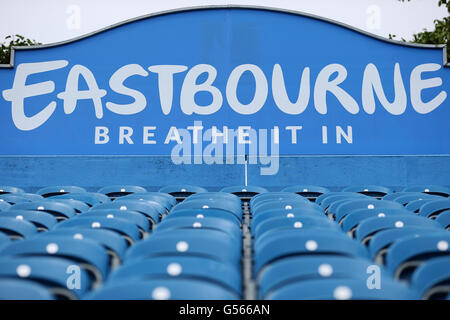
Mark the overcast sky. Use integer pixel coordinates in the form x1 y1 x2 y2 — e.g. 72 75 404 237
0 0 448 44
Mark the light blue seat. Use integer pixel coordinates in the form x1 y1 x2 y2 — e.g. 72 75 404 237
368 227 442 264
436 210 450 229
0 200 11 211
252 200 318 217
0 186 25 194
154 216 241 241
0 193 43 204
393 193 441 206
253 229 368 275
108 256 242 296
253 215 339 240
0 256 92 299
250 193 308 208
342 185 393 198
164 208 241 226
118 192 176 210
2 210 57 231
258 256 377 299
37 186 86 197
355 215 442 245
402 185 450 197
158 185 207 196
86 278 238 300
386 233 450 280
281 185 330 199
0 217 38 239
50 192 111 207
418 199 450 218
97 185 147 198
171 199 241 222
250 208 325 230
126 229 240 266
40 228 127 265
405 199 436 213
265 278 419 300
411 256 450 300
0 236 109 284
54 216 141 245
83 209 150 232
92 200 160 224
334 199 403 223
220 185 268 197
341 208 413 235
316 192 367 208
11 201 76 220
382 192 437 201
185 192 241 206
51 198 90 213
0 279 54 300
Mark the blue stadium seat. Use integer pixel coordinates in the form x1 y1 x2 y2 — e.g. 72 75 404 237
393 193 441 206
0 279 54 300
0 217 38 239
220 185 268 197
107 256 242 296
1 210 57 231
258 256 377 299
265 278 419 300
402 185 450 197
253 229 368 275
155 216 241 241
52 199 90 213
185 192 241 205
92 200 161 224
55 216 141 245
50 192 111 207
158 185 207 198
0 186 25 194
11 201 76 220
281 185 330 200
0 237 109 284
341 208 413 235
405 199 436 213
253 215 340 240
0 256 92 299
126 229 240 266
386 233 450 280
171 199 241 222
252 200 318 217
164 208 241 226
98 185 147 199
0 193 43 204
86 278 238 300
118 192 176 210
418 199 450 218
342 185 393 198
436 210 450 229
333 199 403 223
355 215 443 245
82 209 151 233
0 199 12 211
250 208 325 230
37 186 86 198
411 256 450 300
317 193 368 211
250 192 307 207
0 232 10 248
382 192 438 202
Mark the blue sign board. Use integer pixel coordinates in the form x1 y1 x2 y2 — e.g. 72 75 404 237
0 6 448 155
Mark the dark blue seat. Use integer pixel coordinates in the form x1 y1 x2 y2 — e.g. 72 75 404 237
98 185 147 198
342 185 393 198
0 193 43 204
107 256 242 296
0 236 109 284
118 192 176 210
402 185 450 197
37 186 86 198
92 200 161 223
220 185 268 197
50 192 111 207
386 233 450 280
1 210 57 231
393 193 441 206
11 201 76 220
86 278 238 300
250 208 325 230
334 199 403 223
164 208 241 226
0 256 92 299
265 278 419 300
355 215 443 245
252 200 318 217
405 199 436 213
436 210 450 229
253 229 368 275
83 209 151 232
418 199 450 218
0 199 12 211
52 198 90 213
258 256 377 299
0 279 54 300
171 199 241 222
0 217 38 239
382 192 438 202
0 186 25 194
411 256 450 300
316 192 367 208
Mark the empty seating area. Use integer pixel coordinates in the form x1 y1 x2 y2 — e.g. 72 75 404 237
0 184 448 300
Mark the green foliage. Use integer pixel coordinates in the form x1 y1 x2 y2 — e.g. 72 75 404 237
0 34 41 64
